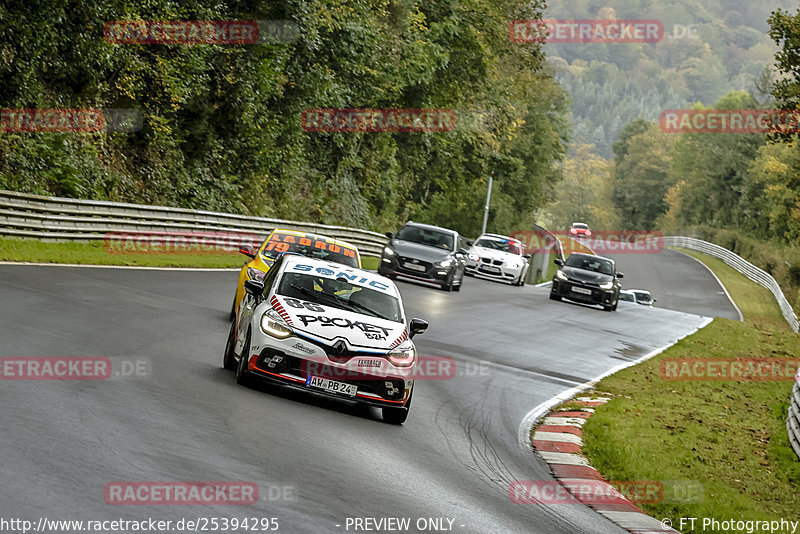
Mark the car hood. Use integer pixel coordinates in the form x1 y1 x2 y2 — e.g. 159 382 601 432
270 295 408 351
562 266 613 285
470 246 518 262
390 240 452 262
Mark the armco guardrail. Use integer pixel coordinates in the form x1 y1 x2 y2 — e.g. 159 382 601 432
0 189 388 257
661 235 799 333
789 369 800 460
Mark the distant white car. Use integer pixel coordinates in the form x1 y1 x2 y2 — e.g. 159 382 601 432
465 234 530 286
619 289 656 307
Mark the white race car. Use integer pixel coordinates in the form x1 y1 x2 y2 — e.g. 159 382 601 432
223 253 428 424
464 233 530 286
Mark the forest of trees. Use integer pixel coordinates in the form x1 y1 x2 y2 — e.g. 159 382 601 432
0 0 570 237
545 0 795 157
542 6 800 311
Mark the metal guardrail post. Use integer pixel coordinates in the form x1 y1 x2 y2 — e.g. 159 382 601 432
0 189 389 257
789 369 800 460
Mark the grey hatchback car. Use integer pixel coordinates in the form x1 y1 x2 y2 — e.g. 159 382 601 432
378 221 469 291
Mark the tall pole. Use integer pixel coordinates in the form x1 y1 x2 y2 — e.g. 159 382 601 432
481 175 493 235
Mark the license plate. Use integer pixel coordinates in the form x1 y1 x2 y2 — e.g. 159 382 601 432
306 375 357 397
480 265 501 273
403 262 426 272
571 286 592 295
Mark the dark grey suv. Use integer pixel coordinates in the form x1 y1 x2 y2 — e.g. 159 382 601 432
549 253 623 311
378 221 469 291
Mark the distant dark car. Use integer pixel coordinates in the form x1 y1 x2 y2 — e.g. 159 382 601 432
379 221 469 291
549 253 623 311
569 222 592 237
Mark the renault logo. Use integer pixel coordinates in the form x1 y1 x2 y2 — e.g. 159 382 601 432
331 340 347 355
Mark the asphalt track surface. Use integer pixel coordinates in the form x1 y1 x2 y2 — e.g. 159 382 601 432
0 249 736 534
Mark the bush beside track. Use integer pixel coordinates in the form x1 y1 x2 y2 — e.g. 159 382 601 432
580 249 800 532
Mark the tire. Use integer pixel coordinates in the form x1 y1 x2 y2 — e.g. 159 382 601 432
515 269 526 287
229 294 237 321
442 272 454 292
452 274 462 292
382 391 412 425
549 291 561 301
611 299 618 312
235 330 254 386
222 320 237 370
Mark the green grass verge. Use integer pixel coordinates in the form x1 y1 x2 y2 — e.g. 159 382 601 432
577 249 800 531
0 237 382 271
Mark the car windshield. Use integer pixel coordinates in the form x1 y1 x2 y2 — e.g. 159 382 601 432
261 234 359 267
474 238 522 255
619 292 635 302
633 291 652 302
572 223 588 229
565 255 614 275
395 225 454 251
276 272 402 322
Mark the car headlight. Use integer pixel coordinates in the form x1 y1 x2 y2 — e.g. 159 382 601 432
599 281 614 290
260 308 293 339
467 253 479 262
383 246 395 257
247 267 266 281
556 270 568 281
436 259 453 268
387 341 416 368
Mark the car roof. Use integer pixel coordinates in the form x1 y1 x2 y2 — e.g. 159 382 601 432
278 254 400 298
478 233 522 243
271 228 360 251
402 221 458 235
567 252 613 261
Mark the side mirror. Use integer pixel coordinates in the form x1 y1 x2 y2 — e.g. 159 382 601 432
409 318 429 338
385 232 393 239
244 279 264 298
523 253 531 259
466 240 474 246
239 244 256 259
554 258 564 266
616 272 624 279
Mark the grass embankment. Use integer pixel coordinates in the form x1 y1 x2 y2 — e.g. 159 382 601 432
0 237 381 270
578 249 800 530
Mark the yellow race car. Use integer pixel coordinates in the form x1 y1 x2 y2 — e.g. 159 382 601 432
230 228 362 318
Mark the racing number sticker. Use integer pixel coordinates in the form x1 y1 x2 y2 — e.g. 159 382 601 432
284 298 325 312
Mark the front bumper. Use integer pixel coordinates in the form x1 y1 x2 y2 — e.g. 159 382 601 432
465 260 522 282
245 345 412 408
379 255 451 286
551 279 616 306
